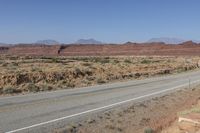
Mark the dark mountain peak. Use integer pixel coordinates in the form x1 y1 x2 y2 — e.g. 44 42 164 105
0 42 7 46
146 42 166 45
180 40 197 46
124 41 134 44
35 40 60 45
147 37 185 44
75 38 102 44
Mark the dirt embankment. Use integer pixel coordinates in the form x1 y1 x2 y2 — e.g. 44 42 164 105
54 87 200 133
0 56 199 95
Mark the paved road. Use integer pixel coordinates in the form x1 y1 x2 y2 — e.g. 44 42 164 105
1 70 200 133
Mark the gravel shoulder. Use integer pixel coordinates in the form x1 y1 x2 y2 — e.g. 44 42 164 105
54 87 200 133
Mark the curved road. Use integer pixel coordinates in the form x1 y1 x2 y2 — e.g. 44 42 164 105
1 70 200 133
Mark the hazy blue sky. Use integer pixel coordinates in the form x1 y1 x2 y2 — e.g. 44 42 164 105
0 0 200 43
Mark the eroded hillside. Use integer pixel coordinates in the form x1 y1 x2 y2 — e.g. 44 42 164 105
1 41 200 56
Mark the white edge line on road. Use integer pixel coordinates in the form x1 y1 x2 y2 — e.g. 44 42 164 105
5 79 200 133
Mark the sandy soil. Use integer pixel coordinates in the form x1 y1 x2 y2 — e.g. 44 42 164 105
53 87 200 133
161 103 200 133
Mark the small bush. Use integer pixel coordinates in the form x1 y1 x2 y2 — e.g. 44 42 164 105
113 60 120 64
92 57 110 64
31 67 42 72
51 58 59 63
9 56 18 60
66 82 75 88
135 73 141 78
0 87 2 93
39 84 53 91
2 62 8 67
124 59 132 63
100 59 110 64
81 57 90 62
0 60 3 64
11 62 19 66
141 59 151 64
72 57 89 62
23 83 40 92
97 78 106 84
2 86 21 94
144 128 154 133
74 68 84 77
82 68 93 76
82 63 92 66
86 76 95 81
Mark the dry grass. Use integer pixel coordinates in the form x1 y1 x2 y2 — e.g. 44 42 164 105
0 55 199 95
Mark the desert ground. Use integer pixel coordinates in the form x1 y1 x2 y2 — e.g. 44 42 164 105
1 55 200 133
0 55 199 95
54 86 200 133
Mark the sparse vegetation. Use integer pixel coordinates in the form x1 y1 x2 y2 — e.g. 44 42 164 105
0 55 199 95
23 83 40 92
97 78 106 84
2 86 21 94
51 57 59 63
144 128 155 133
113 59 120 64
82 62 92 66
38 84 53 91
141 59 151 64
124 59 132 63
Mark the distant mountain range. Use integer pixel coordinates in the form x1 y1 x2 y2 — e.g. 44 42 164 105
0 43 8 46
35 40 60 45
147 37 186 44
74 39 102 44
147 37 200 44
1 38 200 45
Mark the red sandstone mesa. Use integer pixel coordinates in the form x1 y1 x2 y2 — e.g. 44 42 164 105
1 41 200 56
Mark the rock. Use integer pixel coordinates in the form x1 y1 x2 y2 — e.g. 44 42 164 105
178 113 200 133
178 121 200 133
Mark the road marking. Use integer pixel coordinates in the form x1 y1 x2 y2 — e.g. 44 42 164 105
5 79 200 133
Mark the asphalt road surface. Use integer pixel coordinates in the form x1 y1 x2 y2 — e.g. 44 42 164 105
1 70 200 133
